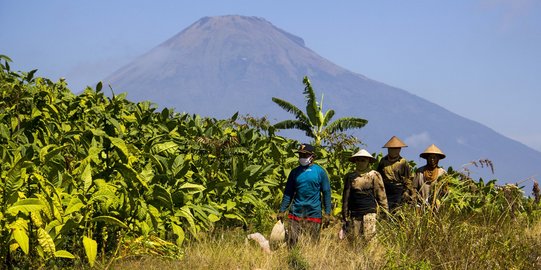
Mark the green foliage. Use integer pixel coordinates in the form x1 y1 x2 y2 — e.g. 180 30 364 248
83 236 97 267
0 56 302 267
2 56 541 268
272 76 368 146
379 170 541 269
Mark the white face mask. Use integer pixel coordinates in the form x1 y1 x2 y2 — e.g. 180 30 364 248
299 157 312 166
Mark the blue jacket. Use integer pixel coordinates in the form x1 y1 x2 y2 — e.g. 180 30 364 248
279 164 332 218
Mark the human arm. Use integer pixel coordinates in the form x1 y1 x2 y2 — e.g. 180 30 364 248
411 170 422 203
401 159 414 201
279 170 296 213
320 167 332 215
373 171 389 212
341 174 351 222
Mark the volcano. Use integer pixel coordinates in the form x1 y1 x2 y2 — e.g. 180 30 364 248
104 15 541 191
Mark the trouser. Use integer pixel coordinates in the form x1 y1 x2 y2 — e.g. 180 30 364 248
286 218 321 246
385 182 404 211
347 213 377 241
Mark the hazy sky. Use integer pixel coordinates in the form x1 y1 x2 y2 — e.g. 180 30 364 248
1 0 540 152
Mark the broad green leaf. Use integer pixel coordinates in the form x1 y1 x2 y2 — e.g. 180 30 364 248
82 163 92 193
83 236 97 267
64 197 84 215
45 219 63 235
242 192 264 208
244 165 262 177
37 228 56 254
172 155 185 174
200 204 222 216
179 183 205 193
58 219 79 237
191 205 211 227
148 154 165 173
0 123 9 139
45 103 59 118
61 123 71 132
7 198 45 215
12 228 29 254
11 117 18 131
152 185 173 210
43 145 68 163
147 204 161 222
91 215 128 229
318 110 324 129
176 206 197 236
87 145 102 164
108 136 129 162
25 69 37 81
122 113 137 122
151 141 178 155
171 223 185 246
54 250 75 259
96 81 103 92
224 213 247 224
137 220 152 235
90 189 117 204
116 163 148 189
30 211 43 227
140 165 155 183
0 54 13 62
39 144 56 162
31 107 42 118
90 128 106 137
5 158 33 201
208 213 221 222
226 200 236 211
10 243 20 253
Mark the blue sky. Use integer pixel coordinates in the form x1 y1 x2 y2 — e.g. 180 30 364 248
1 0 540 152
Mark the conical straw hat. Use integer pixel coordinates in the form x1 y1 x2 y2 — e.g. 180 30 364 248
382 136 407 148
420 144 446 159
349 149 376 162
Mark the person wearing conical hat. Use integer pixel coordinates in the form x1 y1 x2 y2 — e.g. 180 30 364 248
376 136 412 211
341 149 388 241
413 144 447 208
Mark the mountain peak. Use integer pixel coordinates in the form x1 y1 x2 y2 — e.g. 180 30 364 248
105 15 345 111
163 15 305 49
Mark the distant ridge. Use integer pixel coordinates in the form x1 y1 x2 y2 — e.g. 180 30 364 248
104 15 541 191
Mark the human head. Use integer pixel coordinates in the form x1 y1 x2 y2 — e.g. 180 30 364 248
387 148 401 158
349 149 376 171
296 143 315 166
420 144 445 167
382 136 407 158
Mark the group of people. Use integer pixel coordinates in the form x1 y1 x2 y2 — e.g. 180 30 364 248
277 136 447 245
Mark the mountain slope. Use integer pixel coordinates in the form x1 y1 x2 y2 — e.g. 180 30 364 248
104 15 540 191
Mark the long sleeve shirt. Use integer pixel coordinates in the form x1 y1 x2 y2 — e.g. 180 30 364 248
413 165 446 203
279 164 332 218
342 170 388 220
377 156 412 209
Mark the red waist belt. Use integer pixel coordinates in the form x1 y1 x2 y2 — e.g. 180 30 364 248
288 214 322 224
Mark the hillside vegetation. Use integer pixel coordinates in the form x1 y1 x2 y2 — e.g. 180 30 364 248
1 55 541 269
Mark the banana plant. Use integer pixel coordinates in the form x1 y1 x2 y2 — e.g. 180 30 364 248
272 76 368 146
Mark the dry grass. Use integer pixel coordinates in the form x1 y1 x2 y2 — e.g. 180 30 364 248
110 223 389 270
108 206 541 270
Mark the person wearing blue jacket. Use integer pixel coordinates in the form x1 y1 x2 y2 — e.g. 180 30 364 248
277 143 332 246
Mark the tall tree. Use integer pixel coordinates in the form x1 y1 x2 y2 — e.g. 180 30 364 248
272 76 368 146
